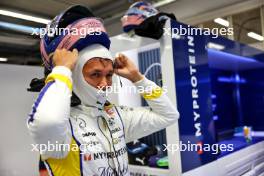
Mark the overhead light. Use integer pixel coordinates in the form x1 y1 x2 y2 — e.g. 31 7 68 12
0 9 51 24
153 0 176 7
214 18 229 27
247 32 264 41
0 57 8 62
207 42 225 50
0 21 39 34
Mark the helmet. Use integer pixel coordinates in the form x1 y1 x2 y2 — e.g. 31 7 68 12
40 5 111 70
121 1 159 33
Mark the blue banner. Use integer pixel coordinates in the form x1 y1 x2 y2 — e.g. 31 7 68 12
170 20 217 172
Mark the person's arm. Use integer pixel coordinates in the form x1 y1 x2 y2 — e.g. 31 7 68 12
27 49 78 159
114 54 179 143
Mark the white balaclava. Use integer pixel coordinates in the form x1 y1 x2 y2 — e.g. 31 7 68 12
72 44 114 109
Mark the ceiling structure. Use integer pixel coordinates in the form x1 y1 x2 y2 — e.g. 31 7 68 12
0 0 262 66
0 0 136 65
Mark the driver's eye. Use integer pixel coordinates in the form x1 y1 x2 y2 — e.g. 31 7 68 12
90 72 101 78
106 73 113 78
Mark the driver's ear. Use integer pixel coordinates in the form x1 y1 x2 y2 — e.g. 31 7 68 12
113 60 117 69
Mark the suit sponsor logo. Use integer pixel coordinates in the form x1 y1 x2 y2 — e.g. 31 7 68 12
82 132 96 137
98 163 129 176
84 154 92 161
105 108 115 116
113 138 121 144
84 147 127 161
107 119 115 126
110 127 121 134
85 141 100 146
94 147 127 160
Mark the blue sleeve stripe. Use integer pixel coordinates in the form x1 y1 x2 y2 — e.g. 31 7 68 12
27 81 55 124
44 161 55 176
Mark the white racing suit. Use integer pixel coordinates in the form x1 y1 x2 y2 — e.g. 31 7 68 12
27 45 179 176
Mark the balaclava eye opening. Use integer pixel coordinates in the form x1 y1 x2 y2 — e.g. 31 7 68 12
72 44 114 109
